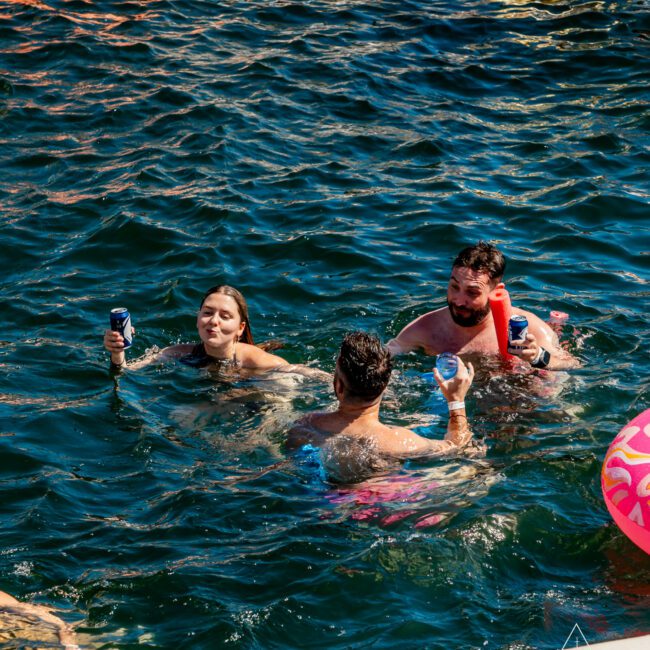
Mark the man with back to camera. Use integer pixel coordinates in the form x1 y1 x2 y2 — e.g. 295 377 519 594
287 332 482 471
387 241 580 370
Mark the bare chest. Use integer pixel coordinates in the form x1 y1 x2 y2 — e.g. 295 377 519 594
422 323 499 356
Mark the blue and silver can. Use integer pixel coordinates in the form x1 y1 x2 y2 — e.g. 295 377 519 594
110 307 133 348
508 315 528 348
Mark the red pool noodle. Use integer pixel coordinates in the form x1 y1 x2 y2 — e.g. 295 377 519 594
489 284 515 360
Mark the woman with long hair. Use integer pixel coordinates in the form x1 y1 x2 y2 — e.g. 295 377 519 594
104 284 288 371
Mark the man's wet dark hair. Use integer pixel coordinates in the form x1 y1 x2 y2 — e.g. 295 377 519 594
452 241 505 283
337 332 392 401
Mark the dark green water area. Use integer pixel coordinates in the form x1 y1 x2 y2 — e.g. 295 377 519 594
0 0 648 647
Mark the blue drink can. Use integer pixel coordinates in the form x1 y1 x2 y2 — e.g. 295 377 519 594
508 315 528 350
436 352 459 380
110 307 133 348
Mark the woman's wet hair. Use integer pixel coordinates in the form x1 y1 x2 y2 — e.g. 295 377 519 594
452 241 505 283
200 285 254 345
337 331 392 401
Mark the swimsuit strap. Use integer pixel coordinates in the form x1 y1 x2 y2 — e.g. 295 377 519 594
179 343 239 369
179 343 210 368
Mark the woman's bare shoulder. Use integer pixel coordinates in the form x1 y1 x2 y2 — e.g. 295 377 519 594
237 342 288 369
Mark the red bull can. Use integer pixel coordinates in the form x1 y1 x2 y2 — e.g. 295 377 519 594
110 307 133 348
508 314 528 351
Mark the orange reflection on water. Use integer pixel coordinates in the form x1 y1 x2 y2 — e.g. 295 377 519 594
0 0 159 39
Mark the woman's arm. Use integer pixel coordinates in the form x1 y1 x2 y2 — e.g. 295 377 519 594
104 328 127 367
270 364 332 381
103 329 192 371
241 343 331 379
121 345 192 370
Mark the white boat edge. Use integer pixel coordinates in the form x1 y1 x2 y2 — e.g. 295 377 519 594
573 633 650 649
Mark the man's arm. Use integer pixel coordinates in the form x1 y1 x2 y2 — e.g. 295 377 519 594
285 423 313 450
432 358 475 450
379 417 475 458
376 358 482 458
387 311 437 356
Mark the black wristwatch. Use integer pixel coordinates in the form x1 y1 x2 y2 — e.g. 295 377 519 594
531 347 551 368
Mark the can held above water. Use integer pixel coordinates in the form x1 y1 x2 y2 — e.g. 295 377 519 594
508 314 528 351
110 307 133 348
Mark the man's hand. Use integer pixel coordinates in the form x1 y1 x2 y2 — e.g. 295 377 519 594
433 357 475 450
509 332 552 368
433 357 474 402
508 332 537 362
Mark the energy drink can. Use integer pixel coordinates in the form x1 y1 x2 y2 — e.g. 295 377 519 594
110 307 133 348
508 315 528 351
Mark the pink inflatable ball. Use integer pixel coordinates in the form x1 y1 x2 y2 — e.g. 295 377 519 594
601 409 650 554
549 310 569 323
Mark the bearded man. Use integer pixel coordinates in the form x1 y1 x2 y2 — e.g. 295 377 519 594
387 242 579 370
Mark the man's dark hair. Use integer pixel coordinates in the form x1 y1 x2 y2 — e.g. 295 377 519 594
337 332 392 401
452 241 505 283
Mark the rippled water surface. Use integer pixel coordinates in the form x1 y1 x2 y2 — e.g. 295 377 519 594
1 0 649 648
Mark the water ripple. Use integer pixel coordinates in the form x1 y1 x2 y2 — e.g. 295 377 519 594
0 0 648 648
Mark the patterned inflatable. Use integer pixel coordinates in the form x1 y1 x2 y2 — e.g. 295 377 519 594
601 409 650 554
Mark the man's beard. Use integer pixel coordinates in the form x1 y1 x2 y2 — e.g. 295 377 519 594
447 299 491 327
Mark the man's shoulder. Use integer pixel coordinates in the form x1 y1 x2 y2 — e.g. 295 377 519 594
397 306 450 335
389 307 450 354
289 412 319 433
512 306 542 320
287 412 332 449
377 422 417 440
512 307 556 338
412 306 449 326
367 422 433 457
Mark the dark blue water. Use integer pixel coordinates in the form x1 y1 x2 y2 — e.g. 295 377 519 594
0 0 649 647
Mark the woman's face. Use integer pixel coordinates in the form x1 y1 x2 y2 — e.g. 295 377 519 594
196 292 246 350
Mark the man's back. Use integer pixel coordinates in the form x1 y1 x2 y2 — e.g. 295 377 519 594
289 407 476 461
288 410 415 455
287 331 480 484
